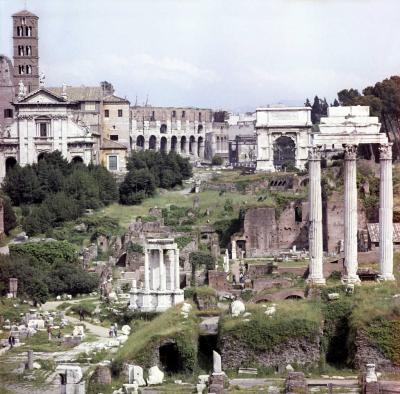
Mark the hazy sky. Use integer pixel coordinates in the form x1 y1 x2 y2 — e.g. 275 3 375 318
0 0 399 111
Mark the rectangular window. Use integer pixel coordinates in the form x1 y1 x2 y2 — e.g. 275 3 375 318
85 102 96 111
151 110 155 121
39 123 47 137
182 111 186 118
198 112 202 122
118 109 123 117
104 109 109 118
4 109 13 118
172 110 176 118
108 155 118 171
110 135 118 141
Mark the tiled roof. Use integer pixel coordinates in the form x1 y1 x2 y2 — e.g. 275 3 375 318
103 94 129 104
16 87 67 103
367 223 400 243
48 86 103 101
101 139 127 150
12 10 39 18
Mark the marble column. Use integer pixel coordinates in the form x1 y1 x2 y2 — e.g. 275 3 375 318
343 145 360 283
379 143 395 280
307 146 325 285
144 249 150 290
159 249 166 291
175 249 180 290
192 140 198 157
167 249 175 290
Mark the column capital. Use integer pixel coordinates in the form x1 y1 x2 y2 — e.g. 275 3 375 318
379 143 393 160
343 144 357 160
308 146 322 161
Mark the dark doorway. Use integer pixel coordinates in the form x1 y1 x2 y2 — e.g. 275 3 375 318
273 136 295 169
159 341 183 373
198 335 218 372
116 253 126 267
160 137 167 153
171 136 177 152
136 135 144 149
5 157 17 173
149 135 157 150
72 156 83 164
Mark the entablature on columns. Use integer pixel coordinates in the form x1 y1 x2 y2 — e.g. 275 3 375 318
145 238 178 251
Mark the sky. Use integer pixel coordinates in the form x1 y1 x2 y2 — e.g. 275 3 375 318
0 0 399 111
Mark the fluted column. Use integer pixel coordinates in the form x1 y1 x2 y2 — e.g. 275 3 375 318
144 249 150 290
343 145 360 283
159 249 166 290
307 146 325 285
379 143 395 280
167 249 175 290
175 248 180 290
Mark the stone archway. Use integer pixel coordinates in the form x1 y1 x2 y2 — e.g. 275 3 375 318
198 136 204 158
160 136 168 153
5 157 17 174
72 156 84 164
189 136 196 155
149 135 157 150
160 124 167 134
171 136 177 152
37 152 46 161
136 135 145 150
180 136 187 154
273 136 296 169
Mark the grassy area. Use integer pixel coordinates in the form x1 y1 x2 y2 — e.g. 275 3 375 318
114 303 199 372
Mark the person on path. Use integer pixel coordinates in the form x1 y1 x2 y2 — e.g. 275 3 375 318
47 325 52 340
8 334 14 348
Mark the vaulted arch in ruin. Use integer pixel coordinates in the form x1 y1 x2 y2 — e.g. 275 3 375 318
149 135 157 150
160 136 168 153
171 136 177 152
273 136 296 169
5 157 17 174
180 136 187 154
136 135 145 150
189 136 196 154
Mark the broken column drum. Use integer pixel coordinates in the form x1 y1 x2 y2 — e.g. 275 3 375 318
130 238 184 312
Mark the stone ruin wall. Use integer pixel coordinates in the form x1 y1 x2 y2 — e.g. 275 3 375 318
241 203 309 257
324 191 368 253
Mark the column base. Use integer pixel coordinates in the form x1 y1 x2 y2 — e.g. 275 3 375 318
306 276 326 286
155 291 172 312
174 290 184 305
378 273 395 281
341 275 361 284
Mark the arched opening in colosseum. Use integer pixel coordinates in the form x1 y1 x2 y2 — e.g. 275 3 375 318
136 135 145 150
160 136 168 153
216 136 220 152
149 135 157 150
189 136 195 154
72 156 84 164
198 124 203 133
285 295 303 300
171 136 177 152
5 157 17 174
180 136 187 153
198 136 204 157
37 152 47 161
273 136 295 169
160 124 167 134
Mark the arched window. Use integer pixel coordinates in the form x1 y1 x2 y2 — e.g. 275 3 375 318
17 27 22 37
18 46 24 56
160 124 167 133
26 65 32 74
26 46 32 56
27 27 32 37
18 65 24 74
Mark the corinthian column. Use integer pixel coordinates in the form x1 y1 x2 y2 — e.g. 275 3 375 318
343 145 360 283
307 146 325 285
379 143 395 280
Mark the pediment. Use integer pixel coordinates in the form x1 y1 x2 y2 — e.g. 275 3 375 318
18 88 67 105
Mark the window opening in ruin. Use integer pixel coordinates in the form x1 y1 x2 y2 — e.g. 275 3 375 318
104 109 109 117
118 109 123 117
182 110 186 118
171 136 177 151
110 135 118 141
172 110 176 118
26 65 32 74
295 206 302 222
159 342 183 373
116 253 127 267
136 135 144 149
108 155 118 171
198 112 202 122
285 295 302 300
180 136 187 153
160 137 167 152
151 111 155 121
198 124 203 133
18 65 24 74
160 124 167 133
4 109 13 118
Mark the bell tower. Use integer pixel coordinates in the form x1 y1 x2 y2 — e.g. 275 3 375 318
12 10 39 94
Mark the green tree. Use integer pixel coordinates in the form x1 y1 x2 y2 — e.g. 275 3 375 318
212 155 223 165
119 168 156 205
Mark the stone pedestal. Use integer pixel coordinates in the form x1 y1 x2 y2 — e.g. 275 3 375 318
379 144 395 281
307 146 325 285
343 145 360 284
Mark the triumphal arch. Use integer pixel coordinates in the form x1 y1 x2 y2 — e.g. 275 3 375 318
308 106 394 284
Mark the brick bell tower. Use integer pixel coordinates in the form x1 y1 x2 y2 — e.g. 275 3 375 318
12 10 39 94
